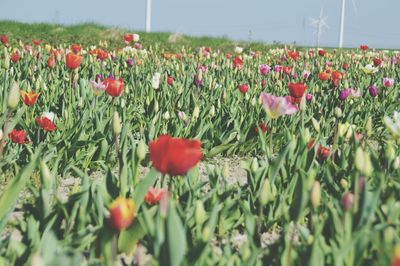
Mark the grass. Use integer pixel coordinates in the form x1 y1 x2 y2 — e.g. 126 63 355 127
0 20 273 52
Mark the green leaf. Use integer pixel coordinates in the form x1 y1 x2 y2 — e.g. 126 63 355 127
133 169 158 210
167 201 187 266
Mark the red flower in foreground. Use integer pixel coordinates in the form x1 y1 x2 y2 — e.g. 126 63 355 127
150 135 203 176
331 70 344 87
238 84 249 93
1 35 9 47
317 145 330 161
9 129 27 144
20 90 40 106
109 197 135 230
144 187 167 205
36 117 57 132
104 77 124 97
233 56 243 69
66 53 82 70
288 82 307 100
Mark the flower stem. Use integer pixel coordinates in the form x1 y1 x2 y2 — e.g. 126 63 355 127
0 111 12 159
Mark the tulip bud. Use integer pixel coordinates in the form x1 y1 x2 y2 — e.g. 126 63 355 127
202 226 211 242
109 197 135 230
384 226 395 243
250 158 259 173
154 100 159 113
355 147 373 176
394 156 400 170
259 178 272 206
40 161 53 190
334 107 342 118
340 178 348 189
163 111 170 120
195 200 207 226
299 95 306 112
310 181 321 209
3 48 10 70
342 192 354 211
209 105 215 117
311 117 320 132
7 81 20 110
365 117 372 137
193 106 200 119
385 142 396 161
112 111 122 136
136 141 146 161
304 128 311 143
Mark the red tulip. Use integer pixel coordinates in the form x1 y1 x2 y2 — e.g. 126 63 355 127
66 53 82 70
288 50 300 61
20 90 40 106
47 56 55 68
1 35 9 47
36 117 57 132
233 56 243 69
282 66 292 75
317 145 330 161
318 72 330 81
123 33 134 44
96 49 108 60
109 197 135 230
373 57 382 67
71 44 81 54
342 192 354 211
255 122 268 134
331 70 344 86
261 79 267 87
11 52 19 63
306 138 316 150
360 45 369 51
238 84 249 93
32 39 41 46
144 187 167 205
342 63 349 70
104 77 124 97
9 129 27 144
318 49 326 56
167 76 174 86
288 82 307 99
150 135 203 176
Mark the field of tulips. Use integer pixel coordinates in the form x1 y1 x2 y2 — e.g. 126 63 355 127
0 27 399 266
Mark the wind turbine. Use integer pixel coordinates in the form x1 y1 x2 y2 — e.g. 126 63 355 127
145 0 152 32
338 0 358 48
309 8 329 48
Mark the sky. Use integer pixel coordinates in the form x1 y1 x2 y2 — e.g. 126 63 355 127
0 0 399 49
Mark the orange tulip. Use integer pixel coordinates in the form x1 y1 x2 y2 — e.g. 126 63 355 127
66 53 82 70
20 90 40 106
47 56 55 68
104 77 124 97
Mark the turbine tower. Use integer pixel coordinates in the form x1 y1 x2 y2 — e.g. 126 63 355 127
338 0 358 48
310 8 329 48
146 0 152 33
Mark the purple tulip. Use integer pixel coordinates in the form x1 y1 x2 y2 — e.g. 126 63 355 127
259 64 271 76
339 89 350 101
368 85 379 97
126 58 134 67
306 93 313 101
274 65 282 72
95 74 103 82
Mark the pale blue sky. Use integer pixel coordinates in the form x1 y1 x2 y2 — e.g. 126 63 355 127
0 0 399 48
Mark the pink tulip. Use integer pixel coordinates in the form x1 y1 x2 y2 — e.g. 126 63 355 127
383 78 394 88
260 93 298 119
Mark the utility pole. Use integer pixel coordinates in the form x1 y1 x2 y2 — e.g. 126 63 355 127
338 0 346 48
146 0 152 33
